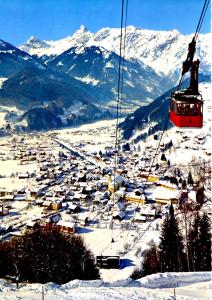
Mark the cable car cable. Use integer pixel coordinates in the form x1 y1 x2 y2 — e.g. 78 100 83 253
119 0 129 121
111 0 128 245
121 0 210 252
194 0 210 40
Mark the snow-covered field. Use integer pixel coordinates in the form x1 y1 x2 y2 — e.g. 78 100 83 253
0 160 37 177
0 272 211 300
55 119 122 153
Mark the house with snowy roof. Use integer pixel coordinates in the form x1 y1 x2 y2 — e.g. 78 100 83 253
125 192 146 205
108 175 125 193
150 186 181 205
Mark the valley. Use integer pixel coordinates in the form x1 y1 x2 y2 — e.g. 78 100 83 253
0 82 211 286
0 3 211 297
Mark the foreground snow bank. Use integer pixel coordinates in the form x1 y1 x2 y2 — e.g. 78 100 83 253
59 272 212 289
137 272 212 288
0 272 211 300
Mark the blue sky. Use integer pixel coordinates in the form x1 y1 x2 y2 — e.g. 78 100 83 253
0 0 210 45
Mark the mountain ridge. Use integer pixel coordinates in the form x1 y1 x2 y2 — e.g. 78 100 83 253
19 25 211 77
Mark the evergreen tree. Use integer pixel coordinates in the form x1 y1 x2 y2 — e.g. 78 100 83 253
131 243 160 279
188 212 211 271
170 177 178 186
199 213 211 271
159 211 186 272
182 179 187 189
187 171 194 185
196 186 205 206
161 153 167 161
168 202 174 219
188 212 201 271
142 244 160 276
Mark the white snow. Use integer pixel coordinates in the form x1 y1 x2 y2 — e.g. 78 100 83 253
0 272 211 299
0 77 8 88
75 75 100 86
18 26 211 77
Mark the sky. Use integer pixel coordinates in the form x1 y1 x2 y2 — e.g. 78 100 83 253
0 0 210 45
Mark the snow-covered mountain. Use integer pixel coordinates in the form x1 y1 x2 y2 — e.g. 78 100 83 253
19 36 51 53
47 45 168 112
0 39 43 77
19 25 210 114
20 25 92 58
19 25 211 77
1 26 210 131
0 39 105 131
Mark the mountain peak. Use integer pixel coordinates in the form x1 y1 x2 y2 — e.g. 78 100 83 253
77 25 88 33
20 36 50 52
28 36 42 43
73 25 88 36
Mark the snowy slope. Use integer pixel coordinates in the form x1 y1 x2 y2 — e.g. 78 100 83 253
0 39 43 78
121 81 211 140
0 272 211 299
19 26 211 77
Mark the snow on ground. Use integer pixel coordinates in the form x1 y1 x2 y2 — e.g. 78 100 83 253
55 119 122 153
0 105 24 126
0 112 7 126
0 272 211 300
0 160 37 177
78 220 160 282
0 178 31 191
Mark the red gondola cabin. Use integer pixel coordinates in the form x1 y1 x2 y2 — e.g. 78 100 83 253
170 54 203 129
170 91 203 128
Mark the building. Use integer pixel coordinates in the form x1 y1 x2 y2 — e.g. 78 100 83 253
56 220 76 234
125 192 146 205
152 187 181 205
46 220 76 234
108 175 125 193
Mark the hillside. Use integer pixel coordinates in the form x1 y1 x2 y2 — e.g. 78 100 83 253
47 45 166 112
120 76 210 140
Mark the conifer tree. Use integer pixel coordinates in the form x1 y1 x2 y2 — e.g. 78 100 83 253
159 209 186 272
188 212 201 271
177 169 181 177
131 243 160 279
188 212 211 271
142 243 160 276
161 153 167 161
196 186 205 206
182 179 187 189
187 171 194 185
199 213 211 271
